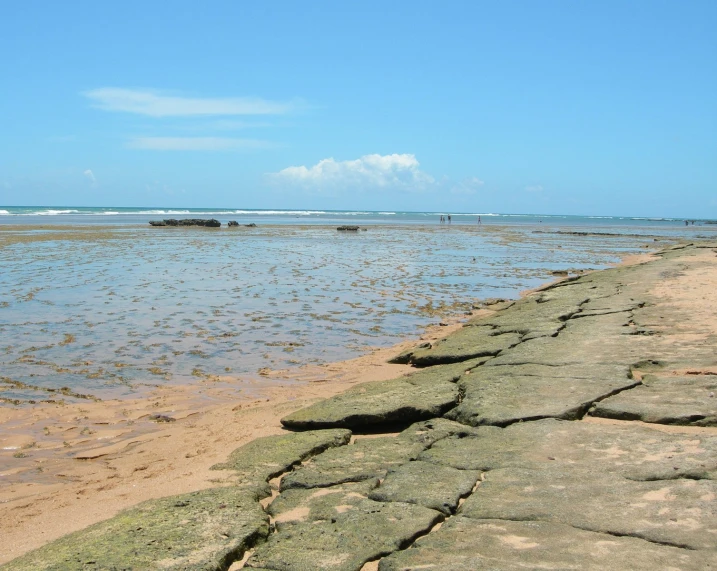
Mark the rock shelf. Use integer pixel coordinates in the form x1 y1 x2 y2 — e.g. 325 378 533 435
4 242 717 570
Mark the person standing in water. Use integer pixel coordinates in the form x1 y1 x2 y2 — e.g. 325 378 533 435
447 214 452 224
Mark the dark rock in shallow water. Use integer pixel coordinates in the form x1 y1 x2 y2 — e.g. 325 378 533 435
149 218 221 227
337 225 360 231
227 221 257 228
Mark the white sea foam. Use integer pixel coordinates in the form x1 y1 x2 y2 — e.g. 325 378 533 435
35 209 81 215
232 210 327 215
0 209 9 214
137 210 193 215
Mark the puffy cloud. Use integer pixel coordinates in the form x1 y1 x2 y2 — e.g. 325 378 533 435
84 88 295 117
127 137 274 151
271 153 435 192
525 185 544 192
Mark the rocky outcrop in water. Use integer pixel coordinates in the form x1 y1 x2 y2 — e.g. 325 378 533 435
149 218 221 227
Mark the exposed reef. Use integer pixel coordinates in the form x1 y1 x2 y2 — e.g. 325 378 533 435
5 242 717 570
149 218 221 227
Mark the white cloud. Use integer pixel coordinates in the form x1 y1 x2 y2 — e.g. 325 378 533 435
84 88 295 117
525 185 544 192
127 137 274 151
83 169 96 186
271 154 435 192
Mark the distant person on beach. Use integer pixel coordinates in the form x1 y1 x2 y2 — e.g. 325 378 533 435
448 214 451 224
478 216 481 225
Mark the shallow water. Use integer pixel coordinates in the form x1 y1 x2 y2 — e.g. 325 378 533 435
0 223 706 404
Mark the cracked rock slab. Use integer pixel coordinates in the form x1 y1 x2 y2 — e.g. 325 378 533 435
246 498 442 571
280 369 465 429
368 460 480 515
268 480 379 528
378 517 717 571
399 328 521 366
420 418 717 480
591 374 717 426
212 428 352 481
279 418 484 492
3 487 269 571
446 362 637 426
459 464 717 550
281 436 426 490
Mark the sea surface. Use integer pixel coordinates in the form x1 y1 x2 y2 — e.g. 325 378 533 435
1 207 714 405
0 206 714 227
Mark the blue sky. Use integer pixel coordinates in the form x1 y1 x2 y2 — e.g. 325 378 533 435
1 1 715 216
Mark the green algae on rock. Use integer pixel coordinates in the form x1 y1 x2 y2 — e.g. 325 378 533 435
246 498 442 571
2 487 269 571
211 428 352 481
367 460 480 515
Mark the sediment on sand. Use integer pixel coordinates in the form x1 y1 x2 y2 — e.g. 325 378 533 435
4 242 717 570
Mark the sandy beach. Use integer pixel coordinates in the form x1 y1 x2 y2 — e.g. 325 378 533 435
2 233 717 568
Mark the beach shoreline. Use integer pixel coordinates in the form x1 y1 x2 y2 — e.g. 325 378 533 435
0 299 494 563
0 235 708 564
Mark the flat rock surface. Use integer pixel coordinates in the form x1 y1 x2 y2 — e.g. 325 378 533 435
403 329 521 366
447 362 637 426
460 464 717 550
246 499 442 571
281 360 486 429
3 487 268 571
212 428 352 481
592 373 717 426
379 517 717 570
368 460 480 515
268 480 379 527
420 418 717 480
280 436 426 490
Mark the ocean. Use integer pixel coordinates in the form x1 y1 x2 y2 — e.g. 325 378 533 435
1 207 714 405
0 205 712 227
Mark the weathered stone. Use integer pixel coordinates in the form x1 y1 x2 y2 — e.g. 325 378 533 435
592 374 717 426
281 436 426 490
269 480 379 527
398 417 484 447
246 498 442 571
368 460 480 515
379 517 717 571
421 418 717 481
3 487 268 571
460 464 717 550
149 218 221 227
403 328 521 366
446 362 637 426
212 429 352 481
280 370 463 429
